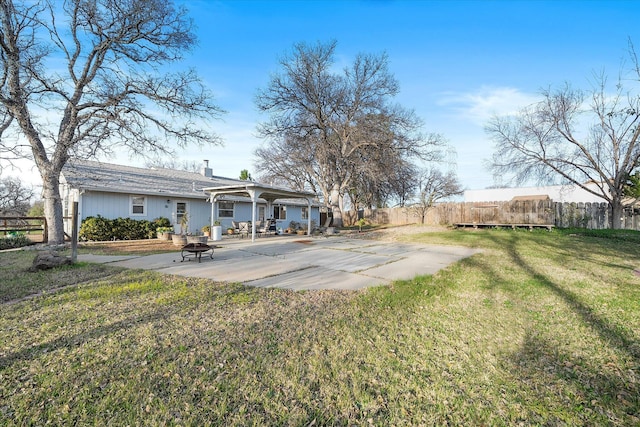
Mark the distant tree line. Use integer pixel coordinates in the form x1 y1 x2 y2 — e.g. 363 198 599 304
0 176 34 216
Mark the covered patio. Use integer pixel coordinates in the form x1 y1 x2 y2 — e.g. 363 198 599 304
203 182 318 242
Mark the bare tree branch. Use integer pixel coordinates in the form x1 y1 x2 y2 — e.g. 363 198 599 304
487 48 640 228
0 175 34 215
255 40 447 225
407 169 463 224
0 0 223 243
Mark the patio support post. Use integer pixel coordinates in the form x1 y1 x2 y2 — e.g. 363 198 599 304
307 197 312 236
266 200 272 223
202 183 317 244
249 189 257 242
214 194 217 230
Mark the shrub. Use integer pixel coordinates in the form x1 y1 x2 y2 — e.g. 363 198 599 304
0 234 32 250
79 216 113 241
153 217 171 228
112 218 146 240
80 216 162 241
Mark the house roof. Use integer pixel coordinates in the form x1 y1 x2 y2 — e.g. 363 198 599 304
61 159 244 200
203 182 317 203
61 159 321 206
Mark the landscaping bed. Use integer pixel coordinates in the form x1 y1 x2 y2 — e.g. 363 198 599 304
78 238 179 255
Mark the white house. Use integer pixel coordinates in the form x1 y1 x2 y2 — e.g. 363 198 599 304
60 159 321 239
464 182 608 203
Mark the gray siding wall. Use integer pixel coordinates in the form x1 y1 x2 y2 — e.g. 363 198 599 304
215 202 320 231
282 205 320 226
233 203 253 223
76 191 321 235
79 191 211 233
174 199 212 234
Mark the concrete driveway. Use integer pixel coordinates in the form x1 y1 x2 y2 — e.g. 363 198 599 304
79 235 480 291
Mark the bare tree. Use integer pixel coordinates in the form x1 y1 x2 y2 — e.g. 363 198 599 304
0 0 223 243
347 154 417 210
0 175 33 215
487 45 640 229
255 40 444 227
144 159 202 173
408 169 462 224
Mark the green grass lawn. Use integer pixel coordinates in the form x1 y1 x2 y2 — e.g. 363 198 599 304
1 228 639 425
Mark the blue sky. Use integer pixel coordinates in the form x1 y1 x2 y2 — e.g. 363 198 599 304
161 0 640 190
9 0 640 191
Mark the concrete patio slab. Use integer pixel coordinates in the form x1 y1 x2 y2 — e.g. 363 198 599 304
78 254 139 264
158 254 309 283
235 240 317 257
247 266 388 290
361 247 479 281
79 236 482 291
276 248 392 273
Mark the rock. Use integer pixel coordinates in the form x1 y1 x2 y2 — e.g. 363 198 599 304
29 251 72 271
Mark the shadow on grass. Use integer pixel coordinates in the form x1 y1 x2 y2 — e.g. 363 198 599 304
0 270 255 371
503 234 639 360
512 332 638 420
0 301 179 370
479 232 640 418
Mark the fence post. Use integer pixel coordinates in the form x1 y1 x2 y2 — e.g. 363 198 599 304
71 202 78 262
42 217 48 243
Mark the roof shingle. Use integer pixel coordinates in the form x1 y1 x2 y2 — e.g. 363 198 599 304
61 160 245 199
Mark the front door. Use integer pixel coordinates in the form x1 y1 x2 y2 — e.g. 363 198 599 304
174 201 188 234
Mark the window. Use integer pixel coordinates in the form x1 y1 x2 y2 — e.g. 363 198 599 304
274 205 286 220
218 201 234 218
176 202 187 223
131 196 146 215
301 206 309 220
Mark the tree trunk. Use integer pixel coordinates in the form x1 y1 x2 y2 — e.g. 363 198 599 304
42 173 65 244
611 200 624 229
329 184 343 227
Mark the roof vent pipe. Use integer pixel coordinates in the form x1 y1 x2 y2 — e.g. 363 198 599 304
202 159 213 178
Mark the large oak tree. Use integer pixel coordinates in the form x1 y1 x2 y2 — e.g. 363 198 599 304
0 0 222 244
254 40 444 226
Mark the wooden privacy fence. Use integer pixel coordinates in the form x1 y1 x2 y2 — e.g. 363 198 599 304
349 200 637 230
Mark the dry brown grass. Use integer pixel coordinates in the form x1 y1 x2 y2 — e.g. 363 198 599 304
79 239 179 254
